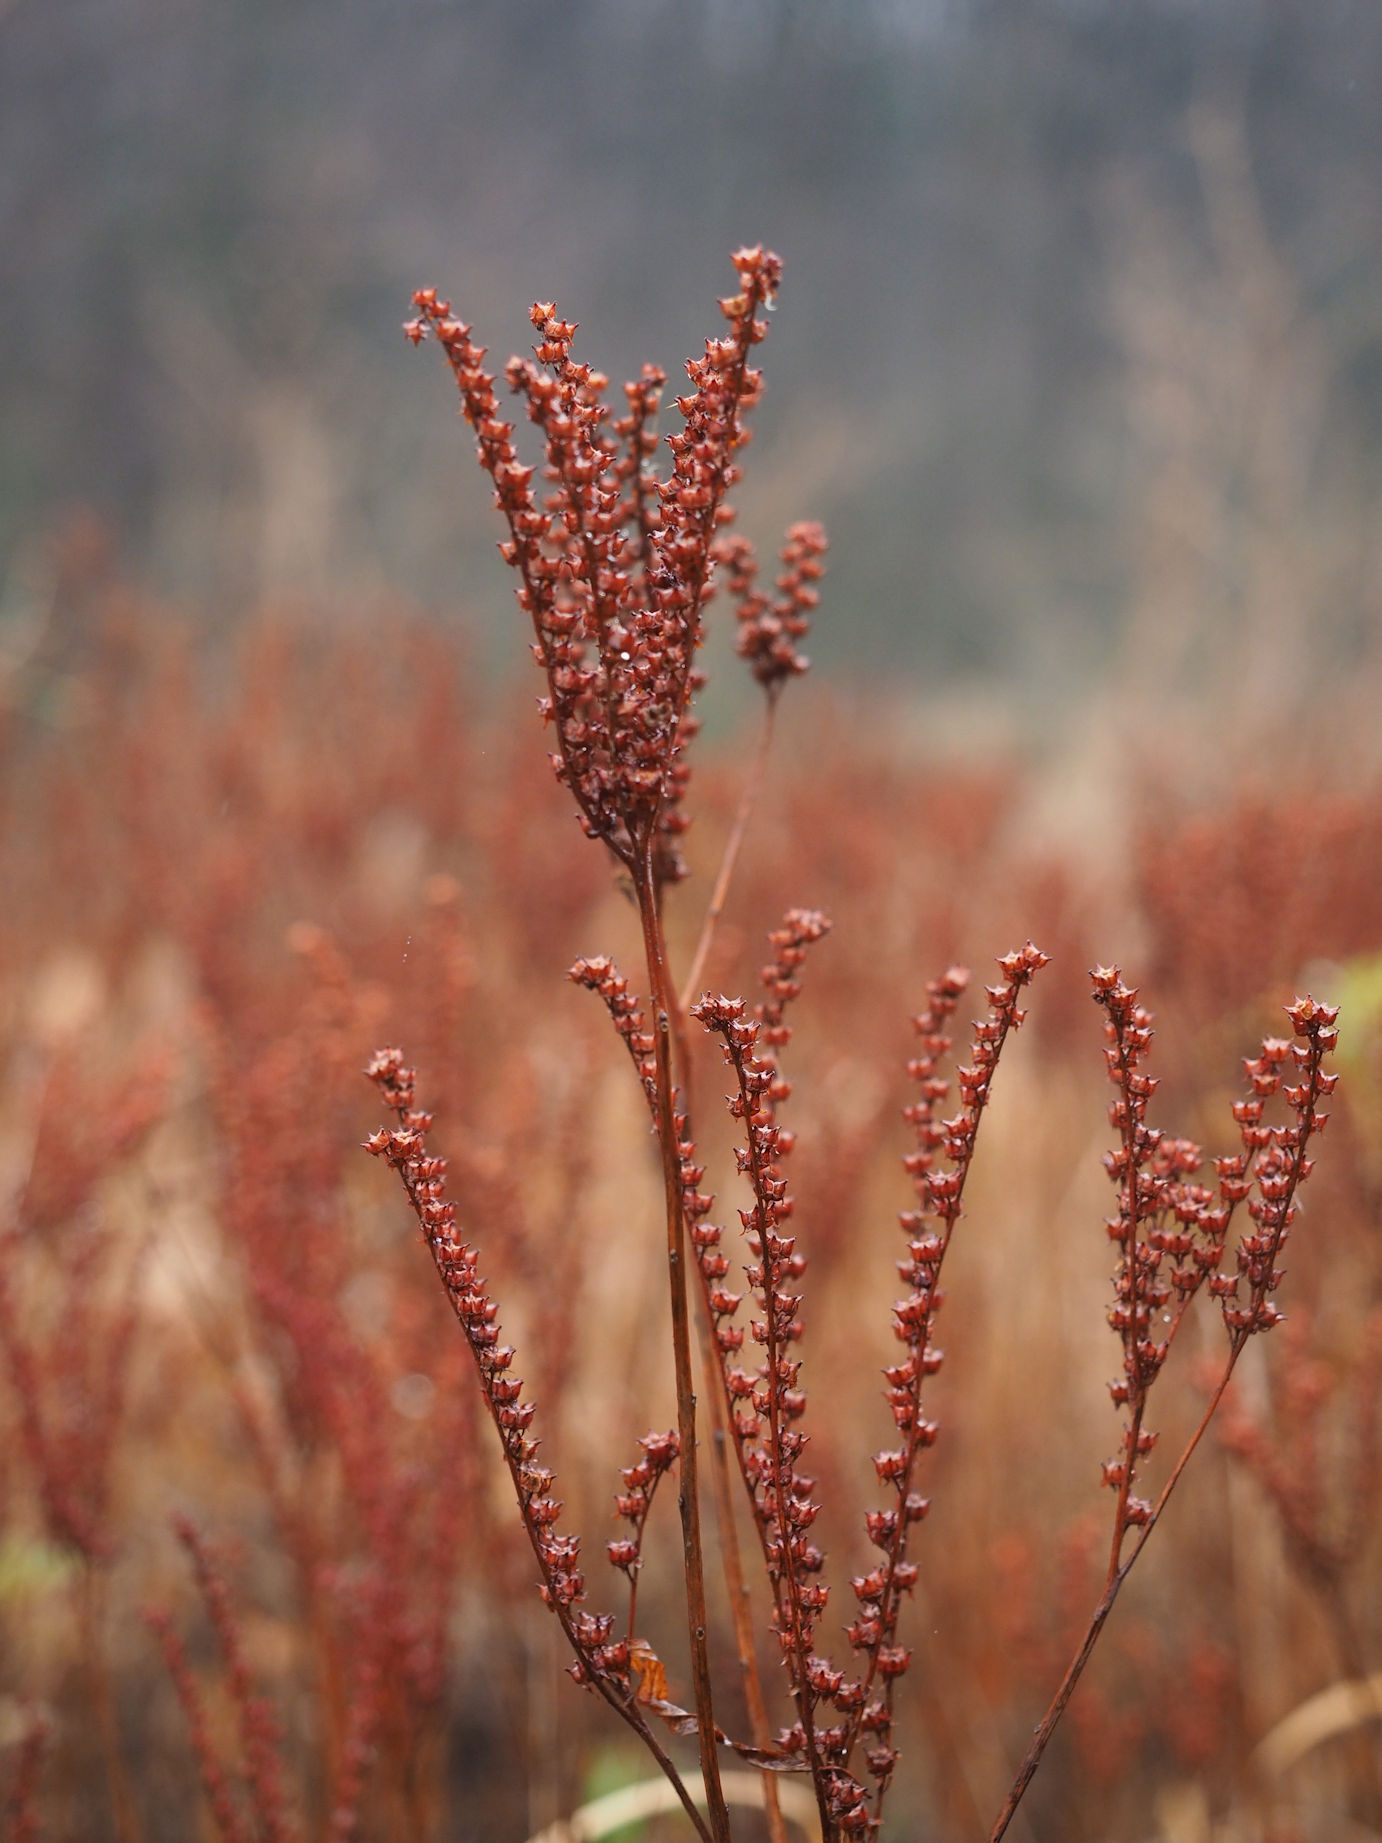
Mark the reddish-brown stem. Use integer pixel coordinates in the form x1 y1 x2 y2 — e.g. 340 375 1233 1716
1105 1011 1150 1586
679 691 779 1014
624 1561 642 1652
636 849 732 1843
698 1354 790 1843
988 1357 1238 1842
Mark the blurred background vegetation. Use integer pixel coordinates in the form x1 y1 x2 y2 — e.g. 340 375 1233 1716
4 0 1381 710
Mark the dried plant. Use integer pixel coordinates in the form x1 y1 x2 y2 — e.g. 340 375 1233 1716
0 239 1373 1843
363 250 1345 1843
987 978 1337 1838
399 248 828 1843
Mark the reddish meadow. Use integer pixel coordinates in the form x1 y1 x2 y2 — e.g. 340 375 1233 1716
0 514 1379 1843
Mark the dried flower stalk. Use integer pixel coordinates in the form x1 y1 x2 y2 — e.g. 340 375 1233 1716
988 982 1339 1840
392 249 1344 1843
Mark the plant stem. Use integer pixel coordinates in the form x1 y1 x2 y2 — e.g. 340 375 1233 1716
988 1359 1239 1842
679 693 778 1016
698 1322 790 1843
637 850 733 1843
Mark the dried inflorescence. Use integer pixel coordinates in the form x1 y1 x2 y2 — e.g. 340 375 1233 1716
404 249 831 1843
692 978 866 1831
16 1043 170 1235
666 932 1044 1836
363 1050 711 1832
365 1054 584 1621
849 945 1048 1810
567 956 657 1101
391 250 1350 1843
1221 996 1338 1337
718 522 824 693
1093 969 1204 1531
682 913 834 1453
202 925 471 1817
607 1428 680 1640
0 1038 166 1569
755 908 832 1073
1091 973 1337 1544
405 247 784 890
1137 787 1382 1019
987 981 1341 1843
147 1611 252 1843
686 912 832 1569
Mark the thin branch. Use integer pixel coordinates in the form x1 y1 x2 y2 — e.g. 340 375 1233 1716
679 692 778 1014
987 1358 1238 1843
697 1318 791 1843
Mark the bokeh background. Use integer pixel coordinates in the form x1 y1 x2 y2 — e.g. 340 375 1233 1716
6 0 1382 699
2 4 1382 1842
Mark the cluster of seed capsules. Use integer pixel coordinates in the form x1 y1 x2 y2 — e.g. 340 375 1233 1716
686 942 1047 1829
566 955 658 1102
691 987 868 1829
837 946 1050 1795
1092 972 1338 1529
403 247 783 887
364 1050 632 1698
715 522 824 693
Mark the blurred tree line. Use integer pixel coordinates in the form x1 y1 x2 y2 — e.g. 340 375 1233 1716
2 0 1380 702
